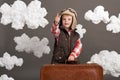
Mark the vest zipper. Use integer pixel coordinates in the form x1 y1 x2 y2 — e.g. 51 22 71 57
67 34 71 56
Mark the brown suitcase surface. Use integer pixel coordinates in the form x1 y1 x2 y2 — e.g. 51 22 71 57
40 63 103 80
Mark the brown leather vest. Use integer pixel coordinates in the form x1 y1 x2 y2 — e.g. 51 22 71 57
53 27 80 58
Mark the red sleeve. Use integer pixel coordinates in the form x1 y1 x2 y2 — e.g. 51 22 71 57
51 22 60 37
70 38 82 58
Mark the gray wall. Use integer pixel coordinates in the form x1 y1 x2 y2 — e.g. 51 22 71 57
0 0 120 80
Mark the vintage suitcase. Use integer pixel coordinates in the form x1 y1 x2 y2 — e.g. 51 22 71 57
40 63 103 80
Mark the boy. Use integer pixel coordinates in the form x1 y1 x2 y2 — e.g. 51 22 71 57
51 8 82 64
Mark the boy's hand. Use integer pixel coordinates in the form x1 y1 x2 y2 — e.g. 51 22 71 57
54 13 61 25
68 56 75 61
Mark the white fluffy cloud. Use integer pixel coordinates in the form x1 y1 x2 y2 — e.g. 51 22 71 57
0 3 12 25
0 0 49 30
87 50 120 77
106 14 120 33
75 24 86 39
14 33 50 58
0 74 14 80
84 5 110 24
10 0 27 30
0 52 23 70
25 0 48 29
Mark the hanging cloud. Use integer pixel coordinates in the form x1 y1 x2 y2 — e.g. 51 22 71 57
87 50 120 77
14 33 50 58
0 74 14 80
25 0 48 29
0 52 23 70
10 0 27 30
106 14 120 33
75 24 86 39
84 5 110 24
0 0 49 30
0 3 12 25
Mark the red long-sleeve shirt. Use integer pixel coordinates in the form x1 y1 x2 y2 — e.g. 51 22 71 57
51 23 82 58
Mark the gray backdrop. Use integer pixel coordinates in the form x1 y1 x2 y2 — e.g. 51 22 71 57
0 0 120 80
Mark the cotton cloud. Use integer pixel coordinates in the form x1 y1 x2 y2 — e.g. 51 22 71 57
0 52 23 70
0 3 12 25
0 0 49 30
106 14 120 33
10 0 27 30
25 0 48 29
87 50 120 77
14 33 50 58
75 24 86 39
0 74 14 80
84 5 110 24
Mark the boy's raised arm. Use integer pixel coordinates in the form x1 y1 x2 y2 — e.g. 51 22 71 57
51 13 61 37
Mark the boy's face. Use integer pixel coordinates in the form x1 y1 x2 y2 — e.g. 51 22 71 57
62 14 73 29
